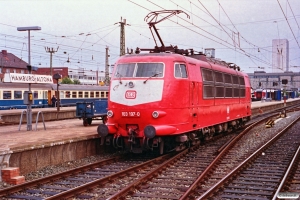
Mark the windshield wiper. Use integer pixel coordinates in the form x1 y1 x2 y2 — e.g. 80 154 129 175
143 72 162 84
116 72 122 84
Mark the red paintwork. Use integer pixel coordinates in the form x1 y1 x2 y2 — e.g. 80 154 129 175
106 53 251 139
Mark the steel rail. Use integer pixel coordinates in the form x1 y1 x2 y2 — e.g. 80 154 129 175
272 145 300 200
45 152 176 199
0 156 119 197
198 115 300 200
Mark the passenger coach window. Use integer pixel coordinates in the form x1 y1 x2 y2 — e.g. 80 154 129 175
84 92 89 98
72 91 77 98
95 92 100 98
3 91 11 99
66 91 71 98
34 91 38 99
14 91 22 99
78 92 83 98
175 64 187 78
90 92 94 98
101 92 105 98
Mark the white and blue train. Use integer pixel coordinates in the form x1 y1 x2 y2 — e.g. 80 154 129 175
0 82 109 110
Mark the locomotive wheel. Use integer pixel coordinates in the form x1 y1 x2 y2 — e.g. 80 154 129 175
102 116 108 124
83 118 88 126
87 118 92 125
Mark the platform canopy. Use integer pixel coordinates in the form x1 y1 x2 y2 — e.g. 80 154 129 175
4 73 53 84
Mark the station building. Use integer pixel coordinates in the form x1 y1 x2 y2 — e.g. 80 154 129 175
0 49 109 85
248 71 300 91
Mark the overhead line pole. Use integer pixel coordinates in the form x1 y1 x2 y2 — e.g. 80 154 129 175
45 47 59 76
115 17 130 56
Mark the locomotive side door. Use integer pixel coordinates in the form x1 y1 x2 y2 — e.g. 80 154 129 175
188 63 199 127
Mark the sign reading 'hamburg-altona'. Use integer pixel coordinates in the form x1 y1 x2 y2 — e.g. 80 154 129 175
4 73 53 84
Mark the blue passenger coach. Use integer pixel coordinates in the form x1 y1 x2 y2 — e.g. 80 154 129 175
0 83 109 110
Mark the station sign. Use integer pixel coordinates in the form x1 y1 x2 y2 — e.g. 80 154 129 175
3 73 53 84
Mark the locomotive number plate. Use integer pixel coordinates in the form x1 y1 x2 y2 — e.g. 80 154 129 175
121 111 140 117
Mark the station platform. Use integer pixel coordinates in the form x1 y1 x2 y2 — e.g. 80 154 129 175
0 98 300 182
0 118 106 182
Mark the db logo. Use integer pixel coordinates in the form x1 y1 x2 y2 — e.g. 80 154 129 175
125 90 136 99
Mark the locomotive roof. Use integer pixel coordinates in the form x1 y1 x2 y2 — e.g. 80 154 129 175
119 52 244 75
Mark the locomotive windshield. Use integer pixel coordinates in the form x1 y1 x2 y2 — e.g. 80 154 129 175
115 63 164 78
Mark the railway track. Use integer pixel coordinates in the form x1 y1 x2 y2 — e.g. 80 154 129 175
1 105 299 199
0 133 236 199
197 112 300 199
0 153 174 199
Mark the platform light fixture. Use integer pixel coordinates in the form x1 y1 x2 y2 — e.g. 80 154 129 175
17 26 41 131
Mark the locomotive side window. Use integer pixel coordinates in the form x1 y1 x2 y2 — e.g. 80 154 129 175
203 85 214 98
224 74 232 84
215 71 223 83
232 76 240 97
136 63 163 77
14 91 22 99
232 76 239 84
239 77 245 85
175 64 188 78
215 86 224 98
225 87 233 97
3 91 11 99
239 76 246 97
201 68 214 82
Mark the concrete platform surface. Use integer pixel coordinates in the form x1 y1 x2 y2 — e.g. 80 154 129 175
0 118 99 154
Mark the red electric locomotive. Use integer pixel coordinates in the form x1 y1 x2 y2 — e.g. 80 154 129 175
97 10 251 154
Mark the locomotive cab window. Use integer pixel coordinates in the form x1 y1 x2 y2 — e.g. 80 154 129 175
115 63 164 78
175 64 188 78
136 63 163 77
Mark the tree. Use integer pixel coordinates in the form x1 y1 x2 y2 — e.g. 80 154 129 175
61 77 74 84
73 79 81 84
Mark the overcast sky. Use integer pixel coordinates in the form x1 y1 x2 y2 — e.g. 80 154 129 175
1 0 299 74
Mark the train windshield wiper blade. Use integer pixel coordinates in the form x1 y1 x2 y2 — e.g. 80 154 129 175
116 72 122 84
143 72 162 84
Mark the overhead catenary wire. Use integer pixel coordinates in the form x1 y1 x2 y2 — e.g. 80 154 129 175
277 0 300 49
140 0 272 66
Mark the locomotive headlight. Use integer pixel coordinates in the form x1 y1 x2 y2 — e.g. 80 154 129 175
107 110 114 118
152 111 159 118
152 111 166 118
128 81 135 88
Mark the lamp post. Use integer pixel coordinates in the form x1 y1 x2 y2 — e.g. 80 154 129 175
17 26 41 131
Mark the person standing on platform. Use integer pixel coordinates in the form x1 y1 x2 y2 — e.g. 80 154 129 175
51 95 57 107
